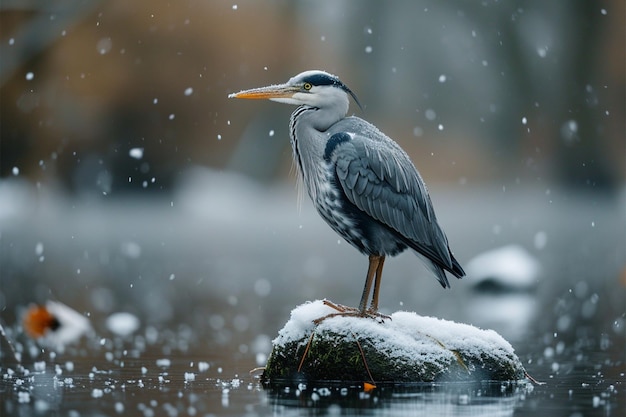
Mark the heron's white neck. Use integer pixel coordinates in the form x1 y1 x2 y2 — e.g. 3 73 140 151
289 105 343 204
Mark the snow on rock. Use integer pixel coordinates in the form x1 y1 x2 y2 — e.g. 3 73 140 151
465 245 540 291
263 300 526 384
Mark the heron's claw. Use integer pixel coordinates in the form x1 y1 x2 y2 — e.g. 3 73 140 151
366 308 391 323
313 300 391 324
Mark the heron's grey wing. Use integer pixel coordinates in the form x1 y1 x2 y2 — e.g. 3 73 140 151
327 130 458 282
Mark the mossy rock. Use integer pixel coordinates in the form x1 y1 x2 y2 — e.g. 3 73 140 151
262 300 526 384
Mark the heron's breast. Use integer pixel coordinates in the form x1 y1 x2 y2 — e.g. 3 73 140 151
307 165 367 250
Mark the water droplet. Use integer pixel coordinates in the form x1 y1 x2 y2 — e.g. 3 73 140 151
254 278 271 297
25 72 34 81
425 109 436 121
12 166 19 176
232 4 238 10
269 130 274 137
96 37 112 55
438 74 447 83
364 46 373 54
121 241 142 259
537 47 548 58
522 116 527 125
129 148 144 159
534 231 548 249
560 119 579 144
184 87 193 96
168 114 175 120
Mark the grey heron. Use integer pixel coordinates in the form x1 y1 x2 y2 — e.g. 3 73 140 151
229 70 464 317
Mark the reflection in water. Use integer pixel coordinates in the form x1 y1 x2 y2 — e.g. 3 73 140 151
264 381 530 416
2 357 530 417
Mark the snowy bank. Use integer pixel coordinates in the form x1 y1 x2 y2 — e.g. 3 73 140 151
262 300 526 384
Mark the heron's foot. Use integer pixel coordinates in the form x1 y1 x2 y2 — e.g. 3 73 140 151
313 300 390 324
366 308 391 323
321 299 361 314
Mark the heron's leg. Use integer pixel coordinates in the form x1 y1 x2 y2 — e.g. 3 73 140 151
369 255 386 312
359 255 381 314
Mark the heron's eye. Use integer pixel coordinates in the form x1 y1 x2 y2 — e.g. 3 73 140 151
303 82 312 91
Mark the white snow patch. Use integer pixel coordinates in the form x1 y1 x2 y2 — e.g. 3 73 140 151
274 300 517 366
106 312 140 336
129 148 144 159
156 358 171 368
465 245 540 289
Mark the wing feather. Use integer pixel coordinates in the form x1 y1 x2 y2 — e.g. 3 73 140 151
328 129 458 274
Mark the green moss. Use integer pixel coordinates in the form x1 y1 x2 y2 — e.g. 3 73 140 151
262 327 525 384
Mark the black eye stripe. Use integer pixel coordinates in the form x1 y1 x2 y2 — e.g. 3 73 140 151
302 73 340 87
298 71 363 110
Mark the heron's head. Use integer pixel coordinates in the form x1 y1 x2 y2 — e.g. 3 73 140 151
228 70 362 112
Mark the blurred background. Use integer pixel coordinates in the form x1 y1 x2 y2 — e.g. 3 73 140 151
2 3 625 415
1 0 623 191
1 0 625 357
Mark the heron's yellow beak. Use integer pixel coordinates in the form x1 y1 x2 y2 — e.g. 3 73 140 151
228 84 298 100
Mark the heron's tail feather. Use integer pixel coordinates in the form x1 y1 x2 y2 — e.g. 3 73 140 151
449 254 465 278
414 251 465 289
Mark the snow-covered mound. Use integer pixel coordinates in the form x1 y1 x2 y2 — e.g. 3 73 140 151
263 300 526 384
466 245 540 292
